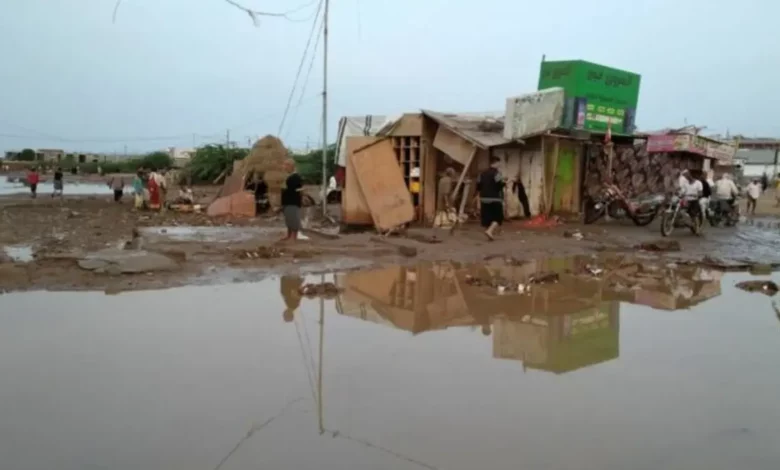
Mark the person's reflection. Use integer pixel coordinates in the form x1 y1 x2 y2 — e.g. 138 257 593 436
280 275 304 322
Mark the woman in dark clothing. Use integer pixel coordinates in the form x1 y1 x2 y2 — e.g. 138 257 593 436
513 169 531 218
477 157 505 240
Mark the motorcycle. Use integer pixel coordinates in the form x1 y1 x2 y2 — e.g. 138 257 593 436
584 183 664 226
706 197 740 227
660 195 703 237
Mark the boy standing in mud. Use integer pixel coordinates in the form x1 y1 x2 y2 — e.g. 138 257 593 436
280 159 303 242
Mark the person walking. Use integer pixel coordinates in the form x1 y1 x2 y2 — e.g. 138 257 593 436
27 167 40 199
132 170 145 210
437 167 456 212
746 179 762 215
108 174 125 203
52 167 64 198
280 159 303 242
477 156 506 241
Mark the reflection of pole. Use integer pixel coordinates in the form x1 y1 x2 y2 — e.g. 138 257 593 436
317 273 325 434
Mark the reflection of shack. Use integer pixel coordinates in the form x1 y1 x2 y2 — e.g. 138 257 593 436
335 257 622 375
334 263 473 334
492 303 620 374
605 267 722 310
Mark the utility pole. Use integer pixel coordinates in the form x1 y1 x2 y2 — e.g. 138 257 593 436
225 129 230 149
321 0 330 216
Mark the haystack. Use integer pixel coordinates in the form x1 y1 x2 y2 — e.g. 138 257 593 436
208 134 291 217
240 134 290 211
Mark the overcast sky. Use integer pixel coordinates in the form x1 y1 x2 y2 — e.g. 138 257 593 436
1 0 778 154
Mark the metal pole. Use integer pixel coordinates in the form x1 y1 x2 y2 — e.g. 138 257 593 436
317 273 325 434
320 0 330 217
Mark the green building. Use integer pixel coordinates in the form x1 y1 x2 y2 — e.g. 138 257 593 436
538 60 641 135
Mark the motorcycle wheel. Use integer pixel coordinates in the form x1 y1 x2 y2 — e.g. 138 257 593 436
632 211 657 227
607 201 626 219
584 200 605 225
708 214 722 227
660 212 675 237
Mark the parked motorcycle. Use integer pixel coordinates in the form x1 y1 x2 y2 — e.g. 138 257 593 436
584 184 664 226
707 197 740 227
660 195 703 237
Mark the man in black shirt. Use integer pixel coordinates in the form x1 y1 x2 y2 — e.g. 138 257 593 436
280 159 303 242
477 156 505 240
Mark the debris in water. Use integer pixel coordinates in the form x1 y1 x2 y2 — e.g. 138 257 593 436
240 246 282 259
635 240 681 252
529 272 559 284
749 264 773 275
735 280 779 296
563 229 584 240
299 282 342 298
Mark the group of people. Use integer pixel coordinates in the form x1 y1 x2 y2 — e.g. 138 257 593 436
126 168 194 210
24 166 63 199
677 169 780 217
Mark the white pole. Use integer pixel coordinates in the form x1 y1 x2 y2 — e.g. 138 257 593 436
321 0 329 217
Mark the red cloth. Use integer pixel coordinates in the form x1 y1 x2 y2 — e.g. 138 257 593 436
27 171 39 184
147 176 160 207
335 166 345 187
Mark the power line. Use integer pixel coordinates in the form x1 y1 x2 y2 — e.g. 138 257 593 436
277 0 325 136
222 0 319 25
284 11 324 139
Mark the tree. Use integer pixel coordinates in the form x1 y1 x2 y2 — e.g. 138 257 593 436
186 145 249 183
292 144 337 184
139 151 174 171
19 148 36 161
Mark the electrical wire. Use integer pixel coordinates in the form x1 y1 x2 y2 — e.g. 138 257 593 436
277 0 324 136
283 12 324 140
223 0 318 25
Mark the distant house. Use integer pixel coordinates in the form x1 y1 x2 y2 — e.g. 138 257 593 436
167 147 195 168
736 148 778 178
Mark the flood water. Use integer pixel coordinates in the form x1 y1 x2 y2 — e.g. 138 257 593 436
2 260 780 470
0 175 124 196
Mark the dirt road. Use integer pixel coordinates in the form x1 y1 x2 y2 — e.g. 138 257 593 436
2 191 780 294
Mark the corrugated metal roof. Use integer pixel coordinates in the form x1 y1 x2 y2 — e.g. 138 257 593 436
737 149 778 165
421 110 520 148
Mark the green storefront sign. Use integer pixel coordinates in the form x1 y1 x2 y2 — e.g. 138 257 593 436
538 60 641 134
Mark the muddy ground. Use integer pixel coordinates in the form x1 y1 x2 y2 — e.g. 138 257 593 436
2 191 780 294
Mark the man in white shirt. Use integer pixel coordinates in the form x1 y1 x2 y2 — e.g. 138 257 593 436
679 170 702 200
745 179 762 215
714 174 739 201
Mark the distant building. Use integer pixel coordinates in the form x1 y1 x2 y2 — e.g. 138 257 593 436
736 148 778 178
167 147 195 168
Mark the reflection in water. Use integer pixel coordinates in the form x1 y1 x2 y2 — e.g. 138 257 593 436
280 275 304 322
332 256 723 374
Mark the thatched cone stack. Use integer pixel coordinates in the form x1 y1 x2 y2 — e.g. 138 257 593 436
240 135 290 212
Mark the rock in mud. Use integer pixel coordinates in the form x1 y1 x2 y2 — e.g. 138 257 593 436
735 280 779 296
397 245 418 257
78 248 179 274
635 240 681 252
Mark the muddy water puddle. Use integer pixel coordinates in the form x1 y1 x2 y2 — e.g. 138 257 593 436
139 226 311 243
2 258 780 470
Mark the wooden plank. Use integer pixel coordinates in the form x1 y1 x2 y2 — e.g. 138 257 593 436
342 136 379 225
433 126 475 166
351 138 415 231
